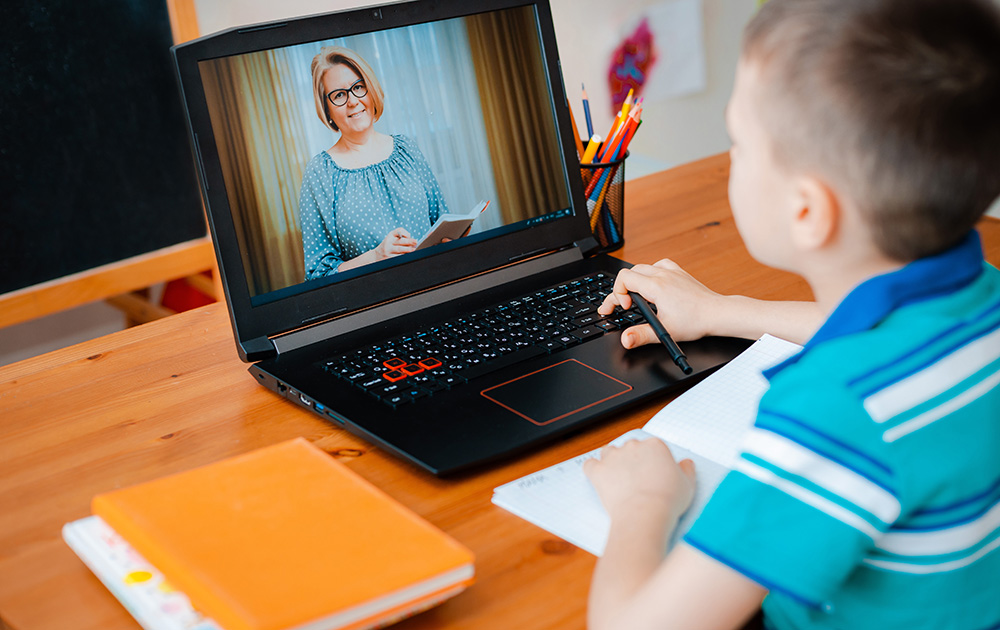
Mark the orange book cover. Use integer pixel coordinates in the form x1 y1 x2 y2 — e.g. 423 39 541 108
91 438 474 630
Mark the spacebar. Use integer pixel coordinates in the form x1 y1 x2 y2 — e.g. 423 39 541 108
463 345 546 381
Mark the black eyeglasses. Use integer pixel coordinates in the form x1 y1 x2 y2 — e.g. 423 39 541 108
326 79 368 107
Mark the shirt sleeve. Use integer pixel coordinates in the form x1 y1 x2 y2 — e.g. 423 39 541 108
298 157 343 280
683 370 900 607
398 134 447 224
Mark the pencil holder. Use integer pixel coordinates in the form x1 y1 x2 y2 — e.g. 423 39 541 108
580 148 628 253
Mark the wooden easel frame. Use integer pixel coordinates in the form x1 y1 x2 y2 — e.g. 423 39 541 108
0 0 219 330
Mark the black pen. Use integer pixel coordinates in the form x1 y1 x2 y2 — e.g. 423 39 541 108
627 292 692 375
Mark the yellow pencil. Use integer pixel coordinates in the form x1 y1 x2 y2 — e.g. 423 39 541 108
620 88 635 119
581 134 602 164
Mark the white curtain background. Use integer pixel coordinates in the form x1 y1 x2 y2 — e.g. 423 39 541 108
286 19 503 232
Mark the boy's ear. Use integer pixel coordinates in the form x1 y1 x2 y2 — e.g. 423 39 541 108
790 176 840 251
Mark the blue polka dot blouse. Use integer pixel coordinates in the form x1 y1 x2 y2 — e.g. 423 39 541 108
299 134 448 279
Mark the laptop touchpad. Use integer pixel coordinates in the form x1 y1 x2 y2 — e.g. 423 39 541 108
480 359 632 426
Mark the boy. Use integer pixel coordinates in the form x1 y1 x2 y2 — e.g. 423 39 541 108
585 0 1000 628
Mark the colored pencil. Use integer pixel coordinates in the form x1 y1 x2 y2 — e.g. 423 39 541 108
620 88 634 119
582 84 594 139
581 134 602 164
567 97 585 159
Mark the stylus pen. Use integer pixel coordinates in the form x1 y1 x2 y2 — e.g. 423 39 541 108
628 292 693 375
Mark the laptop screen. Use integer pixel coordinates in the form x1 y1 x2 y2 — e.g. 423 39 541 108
174 0 592 357
195 4 573 306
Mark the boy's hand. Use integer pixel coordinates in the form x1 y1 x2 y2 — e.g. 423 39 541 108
598 259 724 348
583 438 696 525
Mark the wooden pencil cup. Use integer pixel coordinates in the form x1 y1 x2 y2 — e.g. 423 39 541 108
580 148 628 253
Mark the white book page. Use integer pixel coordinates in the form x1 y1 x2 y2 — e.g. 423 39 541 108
63 516 222 630
492 334 802 556
414 200 488 249
493 429 727 556
643 334 801 468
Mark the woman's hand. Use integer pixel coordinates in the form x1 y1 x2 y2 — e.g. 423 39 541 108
374 228 417 260
598 259 726 347
583 438 696 525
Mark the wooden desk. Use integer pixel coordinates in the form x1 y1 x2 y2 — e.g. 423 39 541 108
2 153 998 630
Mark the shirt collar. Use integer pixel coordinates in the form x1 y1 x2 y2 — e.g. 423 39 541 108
763 231 985 380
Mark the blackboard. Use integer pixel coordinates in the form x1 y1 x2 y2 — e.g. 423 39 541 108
0 0 207 295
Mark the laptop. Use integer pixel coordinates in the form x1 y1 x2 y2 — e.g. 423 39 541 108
171 0 749 475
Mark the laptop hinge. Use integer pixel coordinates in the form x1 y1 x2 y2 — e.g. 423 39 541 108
271 245 586 356
574 236 600 256
242 335 278 362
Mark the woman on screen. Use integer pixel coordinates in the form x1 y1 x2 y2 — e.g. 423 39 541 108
299 46 449 278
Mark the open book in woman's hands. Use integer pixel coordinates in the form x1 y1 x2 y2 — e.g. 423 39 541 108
415 200 490 250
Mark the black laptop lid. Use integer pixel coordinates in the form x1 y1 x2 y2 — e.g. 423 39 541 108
172 0 593 360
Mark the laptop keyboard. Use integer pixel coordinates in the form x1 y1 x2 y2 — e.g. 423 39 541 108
317 272 646 408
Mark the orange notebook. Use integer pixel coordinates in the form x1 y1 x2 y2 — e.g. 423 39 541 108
91 438 474 630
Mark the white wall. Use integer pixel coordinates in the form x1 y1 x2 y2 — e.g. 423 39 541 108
194 0 753 173
3 0 997 368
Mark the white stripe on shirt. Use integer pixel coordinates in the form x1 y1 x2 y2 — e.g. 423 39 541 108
864 535 1000 575
864 325 1000 423
876 499 1000 557
734 458 881 539
882 367 1000 442
743 428 901 524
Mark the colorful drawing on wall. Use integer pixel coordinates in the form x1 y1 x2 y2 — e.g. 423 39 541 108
611 0 706 107
607 18 658 114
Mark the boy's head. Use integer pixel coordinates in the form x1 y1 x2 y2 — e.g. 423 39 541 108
736 0 1000 262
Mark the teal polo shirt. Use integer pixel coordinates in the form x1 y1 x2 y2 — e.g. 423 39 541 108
684 231 1000 630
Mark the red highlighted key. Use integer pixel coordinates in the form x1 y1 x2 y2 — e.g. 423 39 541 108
401 363 425 376
383 357 407 369
418 357 442 370
383 369 407 382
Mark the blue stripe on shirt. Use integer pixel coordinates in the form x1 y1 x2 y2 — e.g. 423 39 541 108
683 535 822 609
751 424 898 498
757 410 893 477
855 302 1000 399
912 476 1000 518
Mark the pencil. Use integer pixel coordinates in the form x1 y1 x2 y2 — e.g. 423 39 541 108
567 97 585 160
581 134 602 164
620 88 634 119
587 110 639 196
582 84 594 139
599 112 622 161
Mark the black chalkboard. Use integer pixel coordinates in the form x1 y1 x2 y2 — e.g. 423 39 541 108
0 0 207 295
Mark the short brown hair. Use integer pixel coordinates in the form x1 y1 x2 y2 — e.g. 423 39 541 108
743 0 1000 261
311 46 385 132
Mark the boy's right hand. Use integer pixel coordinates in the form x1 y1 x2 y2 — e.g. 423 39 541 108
598 259 724 348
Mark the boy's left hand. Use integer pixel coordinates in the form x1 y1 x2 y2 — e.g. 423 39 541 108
583 438 696 524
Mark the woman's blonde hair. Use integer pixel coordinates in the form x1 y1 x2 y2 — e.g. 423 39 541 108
311 46 385 132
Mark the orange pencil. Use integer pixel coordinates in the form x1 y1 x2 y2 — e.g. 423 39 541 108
567 98 585 160
598 112 622 161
